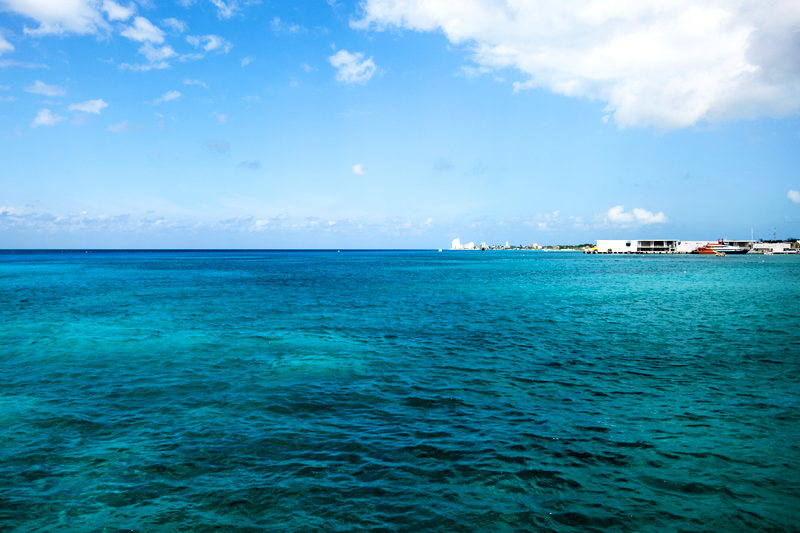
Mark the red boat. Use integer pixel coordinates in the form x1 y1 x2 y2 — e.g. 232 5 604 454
693 246 717 255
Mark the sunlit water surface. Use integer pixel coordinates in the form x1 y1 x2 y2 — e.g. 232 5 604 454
1 250 799 532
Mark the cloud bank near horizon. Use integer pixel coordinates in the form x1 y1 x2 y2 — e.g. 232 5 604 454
0 205 442 244
0 202 678 245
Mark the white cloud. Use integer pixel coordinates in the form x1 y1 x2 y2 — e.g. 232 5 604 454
24 80 66 96
301 62 315 72
176 0 196 7
161 91 181 102
187 34 232 53
1 0 109 36
460 65 505 82
788 190 800 204
179 53 204 62
271 16 304 34
460 65 491 80
138 43 177 63
0 59 48 69
203 34 231 52
119 61 169 71
209 0 238 19
353 163 364 175
0 33 14 55
241 56 254 67
0 95 18 102
605 205 668 225
329 50 376 84
0 84 9 90
101 0 134 21
0 205 133 232
215 113 228 125
630 208 668 224
353 0 800 129
183 78 208 88
161 17 187 32
120 16 164 43
0 204 444 240
605 206 635 224
107 120 131 132
31 108 66 127
536 211 560 231
152 90 181 104
206 0 263 20
68 98 108 114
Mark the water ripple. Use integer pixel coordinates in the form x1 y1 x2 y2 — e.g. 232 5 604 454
1 251 799 532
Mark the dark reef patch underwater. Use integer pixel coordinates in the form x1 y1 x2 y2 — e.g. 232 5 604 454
1 250 799 532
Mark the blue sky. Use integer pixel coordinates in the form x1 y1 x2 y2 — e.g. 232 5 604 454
1 0 799 248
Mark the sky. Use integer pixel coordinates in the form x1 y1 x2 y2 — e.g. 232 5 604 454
1 0 799 248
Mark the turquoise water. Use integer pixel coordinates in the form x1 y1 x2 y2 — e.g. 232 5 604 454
1 250 799 532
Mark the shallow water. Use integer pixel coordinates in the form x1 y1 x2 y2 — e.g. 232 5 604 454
1 250 799 532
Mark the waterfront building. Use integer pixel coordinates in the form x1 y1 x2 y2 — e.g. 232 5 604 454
596 240 678 253
752 242 794 254
594 239 755 254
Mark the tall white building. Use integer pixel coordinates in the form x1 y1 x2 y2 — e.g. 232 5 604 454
451 238 476 250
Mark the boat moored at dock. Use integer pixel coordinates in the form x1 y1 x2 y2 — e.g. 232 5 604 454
692 246 717 255
707 242 749 254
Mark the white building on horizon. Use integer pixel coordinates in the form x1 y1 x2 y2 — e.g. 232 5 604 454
752 242 793 253
451 238 476 250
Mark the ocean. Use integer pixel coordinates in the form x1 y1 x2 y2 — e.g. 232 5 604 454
1 250 798 532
